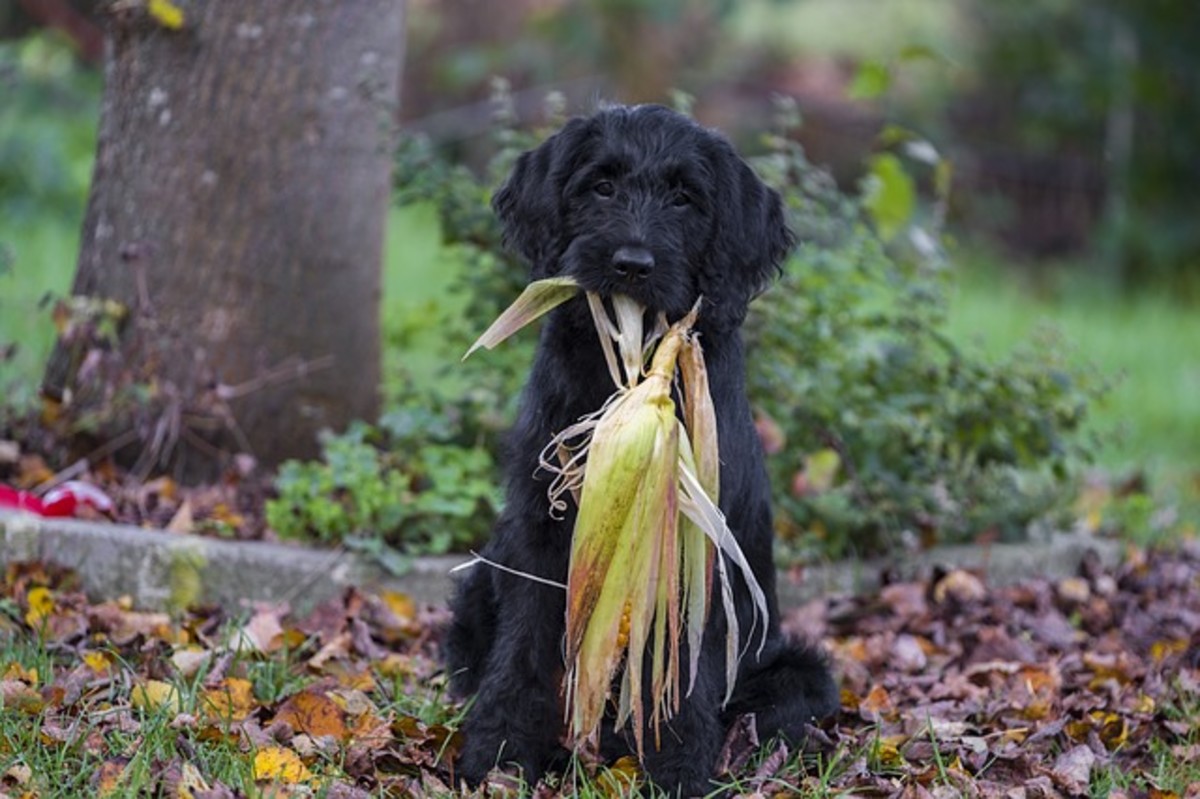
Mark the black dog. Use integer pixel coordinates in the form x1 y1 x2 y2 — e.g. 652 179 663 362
446 104 838 795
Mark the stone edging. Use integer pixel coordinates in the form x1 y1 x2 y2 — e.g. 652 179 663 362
0 509 1123 613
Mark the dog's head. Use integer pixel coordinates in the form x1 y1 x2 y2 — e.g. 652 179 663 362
493 105 794 331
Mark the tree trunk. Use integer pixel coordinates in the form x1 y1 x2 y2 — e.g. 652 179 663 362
45 0 405 480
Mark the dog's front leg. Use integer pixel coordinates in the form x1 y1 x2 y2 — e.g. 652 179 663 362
455 562 568 788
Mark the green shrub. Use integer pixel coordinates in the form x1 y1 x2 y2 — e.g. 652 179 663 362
743 103 1103 558
265 418 501 569
0 34 99 223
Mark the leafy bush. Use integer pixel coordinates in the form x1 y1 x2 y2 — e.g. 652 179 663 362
0 35 99 223
265 418 501 569
0 35 100 404
743 102 1103 558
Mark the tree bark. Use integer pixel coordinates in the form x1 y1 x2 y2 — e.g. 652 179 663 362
46 0 405 480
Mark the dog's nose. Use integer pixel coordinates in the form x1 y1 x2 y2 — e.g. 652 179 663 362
611 246 654 281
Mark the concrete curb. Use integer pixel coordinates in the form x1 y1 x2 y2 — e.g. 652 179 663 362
0 510 461 613
1 509 1123 613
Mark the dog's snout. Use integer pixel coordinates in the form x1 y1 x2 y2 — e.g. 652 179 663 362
611 246 655 281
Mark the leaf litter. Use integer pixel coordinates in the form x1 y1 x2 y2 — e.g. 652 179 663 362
1 541 1198 796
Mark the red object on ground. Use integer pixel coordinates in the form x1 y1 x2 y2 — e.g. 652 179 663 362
0 481 113 518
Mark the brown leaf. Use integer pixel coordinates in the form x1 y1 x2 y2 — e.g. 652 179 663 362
234 607 286 654
716 713 760 775
751 740 790 786
0 680 44 714
932 569 986 605
92 758 130 797
892 634 929 672
1047 744 1095 796
859 684 896 721
272 689 348 741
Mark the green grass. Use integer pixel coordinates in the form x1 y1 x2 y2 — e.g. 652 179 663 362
944 255 1200 478
380 201 472 398
0 217 81 406
0 635 257 797
732 0 964 62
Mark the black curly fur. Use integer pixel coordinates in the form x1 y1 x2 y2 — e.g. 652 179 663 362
446 105 838 796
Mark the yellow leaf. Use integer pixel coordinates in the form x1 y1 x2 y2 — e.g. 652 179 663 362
1064 719 1092 741
2 662 38 685
147 0 185 30
83 651 112 673
253 746 312 783
202 677 256 722
597 755 641 799
380 590 416 623
375 653 415 680
210 502 244 528
1093 711 1128 750
131 680 182 714
872 736 906 767
1151 638 1188 662
24 586 54 627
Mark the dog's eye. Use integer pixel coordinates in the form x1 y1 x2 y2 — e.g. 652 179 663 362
671 190 691 208
593 180 615 198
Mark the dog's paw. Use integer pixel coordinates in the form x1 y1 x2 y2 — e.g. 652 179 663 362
454 727 560 791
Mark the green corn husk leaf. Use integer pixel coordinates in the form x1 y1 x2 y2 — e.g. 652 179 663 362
463 276 580 359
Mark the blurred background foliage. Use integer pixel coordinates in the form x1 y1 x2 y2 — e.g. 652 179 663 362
1 0 1196 560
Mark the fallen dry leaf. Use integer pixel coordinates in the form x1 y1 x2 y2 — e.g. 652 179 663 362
131 679 182 714
202 677 257 722
252 745 313 783
272 688 348 741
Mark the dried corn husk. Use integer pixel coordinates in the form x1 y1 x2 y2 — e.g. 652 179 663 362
465 280 768 757
463 276 581 359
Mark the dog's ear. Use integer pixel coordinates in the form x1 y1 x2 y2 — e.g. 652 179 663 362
702 145 795 329
492 117 594 276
